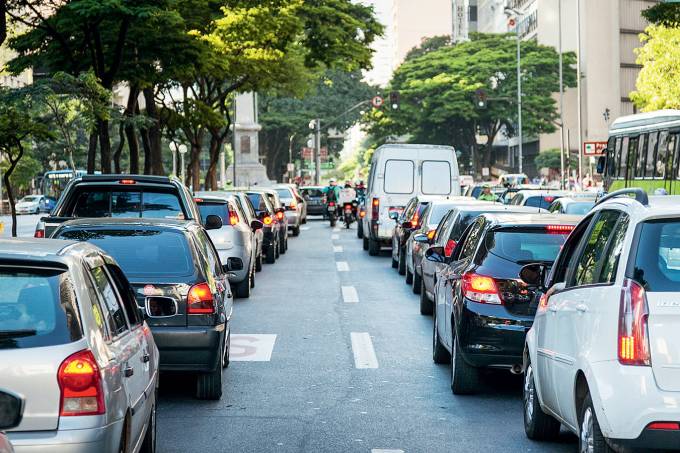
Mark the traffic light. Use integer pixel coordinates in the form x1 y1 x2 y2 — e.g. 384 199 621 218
474 89 487 109
389 91 400 110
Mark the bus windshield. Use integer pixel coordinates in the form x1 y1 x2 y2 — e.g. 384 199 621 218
41 170 89 199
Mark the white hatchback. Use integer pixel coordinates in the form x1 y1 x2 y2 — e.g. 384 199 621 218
520 189 680 452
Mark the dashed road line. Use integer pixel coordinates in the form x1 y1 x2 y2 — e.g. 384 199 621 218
301 226 310 231
333 227 340 232
336 261 349 272
351 332 379 369
333 245 343 253
331 234 339 240
371 450 404 453
341 286 359 303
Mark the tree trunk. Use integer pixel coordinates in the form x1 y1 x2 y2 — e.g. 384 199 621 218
4 144 24 237
113 122 125 173
98 118 112 173
125 86 140 174
189 143 202 191
140 127 152 175
143 88 164 175
87 128 98 174
206 131 226 191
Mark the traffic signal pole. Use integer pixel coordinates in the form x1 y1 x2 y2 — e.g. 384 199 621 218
315 119 321 185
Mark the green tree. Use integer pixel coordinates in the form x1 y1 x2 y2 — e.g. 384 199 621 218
631 24 680 111
534 148 562 171
642 2 680 27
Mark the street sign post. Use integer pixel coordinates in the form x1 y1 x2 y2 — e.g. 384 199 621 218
371 96 384 109
583 141 607 156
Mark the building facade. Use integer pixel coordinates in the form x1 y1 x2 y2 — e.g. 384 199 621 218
392 0 454 68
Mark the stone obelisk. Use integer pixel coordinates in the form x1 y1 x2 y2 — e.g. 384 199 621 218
227 92 271 187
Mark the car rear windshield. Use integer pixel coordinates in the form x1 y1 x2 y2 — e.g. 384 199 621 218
68 188 185 219
247 193 268 212
21 196 40 202
276 189 293 200
198 202 229 225
429 204 455 227
565 201 595 215
525 196 559 209
58 229 194 278
0 268 82 349
632 219 680 292
302 188 323 197
483 228 570 264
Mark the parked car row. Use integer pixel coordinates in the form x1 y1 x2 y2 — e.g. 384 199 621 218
360 180 680 451
0 175 307 452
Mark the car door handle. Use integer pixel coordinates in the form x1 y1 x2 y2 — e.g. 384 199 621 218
124 366 134 378
142 353 150 363
576 304 588 313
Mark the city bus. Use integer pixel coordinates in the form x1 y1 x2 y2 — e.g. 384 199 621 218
40 170 90 200
598 109 680 194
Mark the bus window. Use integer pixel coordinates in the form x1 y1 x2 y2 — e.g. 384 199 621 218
618 136 629 178
635 134 648 178
626 136 639 180
645 132 659 178
657 131 670 178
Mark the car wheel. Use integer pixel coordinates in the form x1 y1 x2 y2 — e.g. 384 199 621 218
279 235 286 255
398 247 406 275
256 253 263 272
523 360 561 440
413 268 422 295
266 245 276 264
139 398 157 453
250 265 255 288
234 272 251 298
580 394 613 453
223 329 231 369
451 334 480 395
363 236 369 251
292 226 300 237
368 239 380 256
420 278 432 315
275 240 280 259
405 265 413 284
196 353 223 400
432 309 450 364
357 222 363 239
285 237 289 251
118 418 129 453
391 256 398 268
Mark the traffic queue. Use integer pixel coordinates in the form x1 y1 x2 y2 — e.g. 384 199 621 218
355 142 680 453
0 174 307 453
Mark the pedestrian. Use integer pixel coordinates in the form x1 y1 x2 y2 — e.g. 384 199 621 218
477 183 496 202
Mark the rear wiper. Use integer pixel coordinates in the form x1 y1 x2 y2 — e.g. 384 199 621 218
516 260 554 266
0 329 37 339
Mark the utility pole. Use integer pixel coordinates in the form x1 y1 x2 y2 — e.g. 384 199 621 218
576 0 583 184
315 119 321 185
516 20 523 174
558 0 566 189
288 133 296 184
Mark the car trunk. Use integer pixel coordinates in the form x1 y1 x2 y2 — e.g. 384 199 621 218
496 279 540 316
129 281 189 328
646 292 680 392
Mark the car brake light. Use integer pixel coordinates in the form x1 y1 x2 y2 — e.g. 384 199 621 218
276 211 284 221
289 200 297 209
618 278 651 366
119 179 136 185
329 202 336 207
544 196 555 203
263 215 273 225
545 225 575 234
411 213 420 228
34 229 45 238
58 350 105 416
194 198 203 203
462 273 502 305
229 210 239 226
187 282 215 314
359 209 366 218
444 239 457 257
648 422 680 431
427 229 436 241
372 198 379 219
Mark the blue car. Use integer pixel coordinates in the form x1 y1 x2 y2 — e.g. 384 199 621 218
38 196 57 213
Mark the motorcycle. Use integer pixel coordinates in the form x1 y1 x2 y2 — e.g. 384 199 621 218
327 201 337 227
343 201 358 229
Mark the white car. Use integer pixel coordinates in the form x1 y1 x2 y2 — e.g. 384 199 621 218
14 195 43 215
521 188 680 452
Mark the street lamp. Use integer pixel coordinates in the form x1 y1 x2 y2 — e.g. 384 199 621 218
169 142 179 176
505 6 523 175
178 144 188 184
288 133 296 183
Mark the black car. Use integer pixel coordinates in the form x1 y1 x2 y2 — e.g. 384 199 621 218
246 190 281 264
428 213 580 394
391 196 430 275
300 186 326 216
52 218 233 401
35 175 220 238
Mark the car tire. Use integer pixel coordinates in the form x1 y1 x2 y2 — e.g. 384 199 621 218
255 253 263 272
118 418 129 453
357 222 363 239
398 248 406 275
432 310 450 364
250 265 255 288
420 278 433 315
266 246 276 264
580 394 614 453
413 269 422 294
368 238 380 256
363 236 369 251
451 335 480 395
196 357 223 400
279 235 286 255
234 272 251 298
391 256 398 268
285 237 289 251
223 329 231 369
523 360 561 441
292 226 300 237
405 265 413 284
275 240 280 259
139 397 156 453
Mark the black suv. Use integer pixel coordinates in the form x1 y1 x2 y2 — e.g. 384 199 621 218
53 218 232 400
35 175 219 238
428 213 580 394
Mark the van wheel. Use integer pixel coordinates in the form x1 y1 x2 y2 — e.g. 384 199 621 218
451 335 480 395
196 363 223 400
398 248 406 275
368 239 380 256
413 269 422 294
580 394 613 452
139 399 156 453
420 278 432 315
266 246 276 264
523 360 560 440
363 236 369 251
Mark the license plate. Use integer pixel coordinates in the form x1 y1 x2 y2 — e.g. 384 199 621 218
388 206 404 216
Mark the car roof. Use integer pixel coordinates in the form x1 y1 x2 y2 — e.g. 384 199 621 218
483 213 582 226
0 238 99 263
57 217 199 231
515 190 568 197
557 197 596 205
194 192 235 203
76 174 175 185
455 204 543 214
596 195 680 220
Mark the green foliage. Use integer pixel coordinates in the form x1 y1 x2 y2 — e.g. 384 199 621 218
0 154 41 192
642 2 680 27
631 24 680 111
534 148 562 171
404 35 451 61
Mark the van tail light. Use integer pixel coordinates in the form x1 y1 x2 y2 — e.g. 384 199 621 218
34 229 45 238
58 350 105 416
187 282 215 314
263 215 273 225
462 273 502 305
411 213 420 228
229 210 239 226
618 278 651 366
372 198 379 219
444 239 457 257
426 229 436 241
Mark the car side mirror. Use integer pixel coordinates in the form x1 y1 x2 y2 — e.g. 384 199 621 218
413 233 430 244
145 297 178 318
596 156 606 174
0 389 23 430
519 263 548 288
402 221 413 229
425 246 446 263
250 219 264 231
205 214 223 230
389 211 399 221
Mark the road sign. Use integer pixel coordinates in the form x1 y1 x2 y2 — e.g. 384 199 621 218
371 96 384 109
286 163 295 172
583 141 607 156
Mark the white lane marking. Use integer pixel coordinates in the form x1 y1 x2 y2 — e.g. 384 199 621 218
336 261 349 272
351 332 379 369
333 246 343 253
333 227 340 232
301 226 310 231
331 234 339 240
230 334 277 361
341 286 359 303
371 450 404 453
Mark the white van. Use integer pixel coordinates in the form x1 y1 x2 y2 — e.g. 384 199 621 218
362 144 460 255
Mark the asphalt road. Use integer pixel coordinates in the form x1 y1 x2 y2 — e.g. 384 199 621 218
157 219 577 453
0 214 41 238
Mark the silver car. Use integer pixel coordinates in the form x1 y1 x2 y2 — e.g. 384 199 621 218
273 185 305 236
195 192 264 298
0 238 160 453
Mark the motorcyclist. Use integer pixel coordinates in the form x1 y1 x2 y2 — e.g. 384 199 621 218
477 183 497 202
322 179 341 218
355 180 366 201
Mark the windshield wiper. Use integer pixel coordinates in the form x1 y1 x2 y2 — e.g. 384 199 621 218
0 329 37 339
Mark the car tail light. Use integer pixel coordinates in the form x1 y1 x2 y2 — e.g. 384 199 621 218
545 225 575 234
411 212 420 228
345 205 352 212
544 196 555 203
276 211 284 221
618 278 651 366
289 200 297 209
329 202 336 207
194 198 203 203
444 239 457 257
34 229 45 238
359 209 366 218
229 210 239 226
263 215 273 225
462 273 502 305
372 198 379 219
119 179 136 185
427 229 436 241
187 282 215 314
648 422 680 431
58 350 105 416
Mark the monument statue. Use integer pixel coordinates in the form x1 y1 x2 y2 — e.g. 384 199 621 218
227 92 271 187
